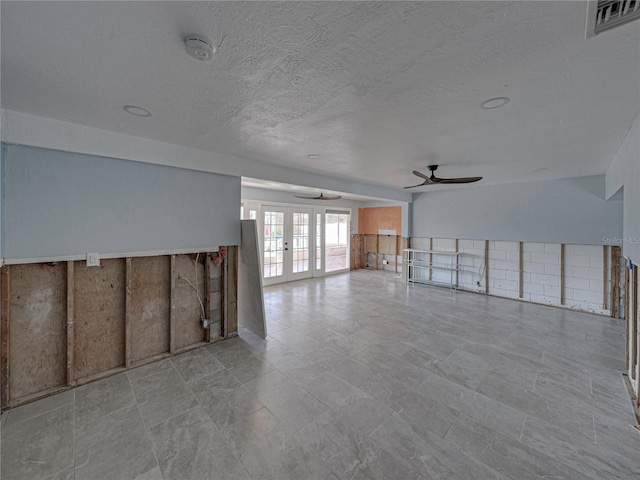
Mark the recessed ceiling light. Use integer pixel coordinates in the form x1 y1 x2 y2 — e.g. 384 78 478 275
481 97 510 109
307 154 321 159
123 105 152 117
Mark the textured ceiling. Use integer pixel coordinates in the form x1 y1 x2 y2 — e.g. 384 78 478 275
2 1 639 190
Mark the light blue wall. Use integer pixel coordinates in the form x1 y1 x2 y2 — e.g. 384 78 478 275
3 144 241 260
1 143 4 259
411 175 622 245
606 112 640 262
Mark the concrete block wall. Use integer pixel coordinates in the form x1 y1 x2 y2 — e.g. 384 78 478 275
564 244 607 314
409 237 611 315
488 241 520 300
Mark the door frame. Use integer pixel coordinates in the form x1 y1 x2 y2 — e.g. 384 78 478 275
242 200 352 284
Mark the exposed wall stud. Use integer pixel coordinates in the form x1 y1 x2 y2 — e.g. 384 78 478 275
170 254 176 354
519 242 524 299
603 245 609 310
632 266 638 380
625 262 631 371
125 258 132 368
205 253 211 342
560 244 565 305
1 266 10 407
611 247 621 318
455 239 459 288
485 240 489 294
66 261 75 385
429 238 433 281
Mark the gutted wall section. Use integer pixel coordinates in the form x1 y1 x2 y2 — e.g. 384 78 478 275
408 237 614 316
1 251 235 409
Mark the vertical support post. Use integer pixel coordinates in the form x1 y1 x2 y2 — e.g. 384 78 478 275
394 236 398 274
125 258 132 369
223 246 238 337
603 245 609 310
518 242 524 299
560 244 565 305
375 235 379 270
205 253 211 342
66 261 75 385
485 240 489 294
611 247 620 318
632 266 638 380
170 255 176 354
428 238 433 281
625 262 630 371
1 266 10 407
455 239 459 288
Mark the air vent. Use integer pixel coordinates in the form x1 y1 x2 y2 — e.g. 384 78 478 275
586 0 640 37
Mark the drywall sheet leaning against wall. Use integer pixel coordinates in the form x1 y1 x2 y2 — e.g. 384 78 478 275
238 220 266 339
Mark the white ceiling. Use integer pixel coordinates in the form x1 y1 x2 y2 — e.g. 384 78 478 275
2 1 639 192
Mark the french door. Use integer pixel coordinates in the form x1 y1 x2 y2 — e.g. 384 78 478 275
262 206 313 285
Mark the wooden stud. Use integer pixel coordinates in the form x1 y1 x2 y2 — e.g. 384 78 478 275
205 253 211 342
560 244 565 305
632 266 638 380
1 266 10 407
125 258 132 369
455 239 459 288
66 261 75 385
485 240 489 294
170 254 176 354
394 235 398 273
603 245 609 310
611 247 621 318
518 242 524 299
223 246 238 337
429 238 433 281
625 262 630 371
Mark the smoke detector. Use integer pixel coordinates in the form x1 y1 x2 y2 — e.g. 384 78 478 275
183 34 215 61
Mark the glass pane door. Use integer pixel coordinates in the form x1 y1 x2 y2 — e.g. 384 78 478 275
325 211 350 272
263 208 285 284
289 209 312 281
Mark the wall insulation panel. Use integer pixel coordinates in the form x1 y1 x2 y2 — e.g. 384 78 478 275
74 259 126 379
174 254 206 350
130 256 170 362
8 263 67 399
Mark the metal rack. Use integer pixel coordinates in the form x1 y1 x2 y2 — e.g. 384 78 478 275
404 248 460 289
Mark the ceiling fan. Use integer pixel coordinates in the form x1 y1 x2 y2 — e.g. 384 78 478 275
404 165 482 189
294 192 342 200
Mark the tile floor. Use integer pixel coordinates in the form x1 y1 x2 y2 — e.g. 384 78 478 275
1 270 638 479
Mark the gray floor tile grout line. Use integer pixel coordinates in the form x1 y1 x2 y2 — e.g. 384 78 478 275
125 372 166 480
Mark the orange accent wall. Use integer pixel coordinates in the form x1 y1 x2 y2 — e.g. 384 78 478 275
358 206 402 235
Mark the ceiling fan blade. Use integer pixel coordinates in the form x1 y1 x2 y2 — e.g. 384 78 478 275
403 181 428 189
436 176 483 184
412 170 431 180
294 193 342 200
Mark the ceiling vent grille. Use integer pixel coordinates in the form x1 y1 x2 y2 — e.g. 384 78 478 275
587 0 640 36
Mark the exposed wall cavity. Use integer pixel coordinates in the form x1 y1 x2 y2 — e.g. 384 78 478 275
1 250 236 409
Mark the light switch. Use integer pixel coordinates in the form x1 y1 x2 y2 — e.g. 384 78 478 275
86 253 100 267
